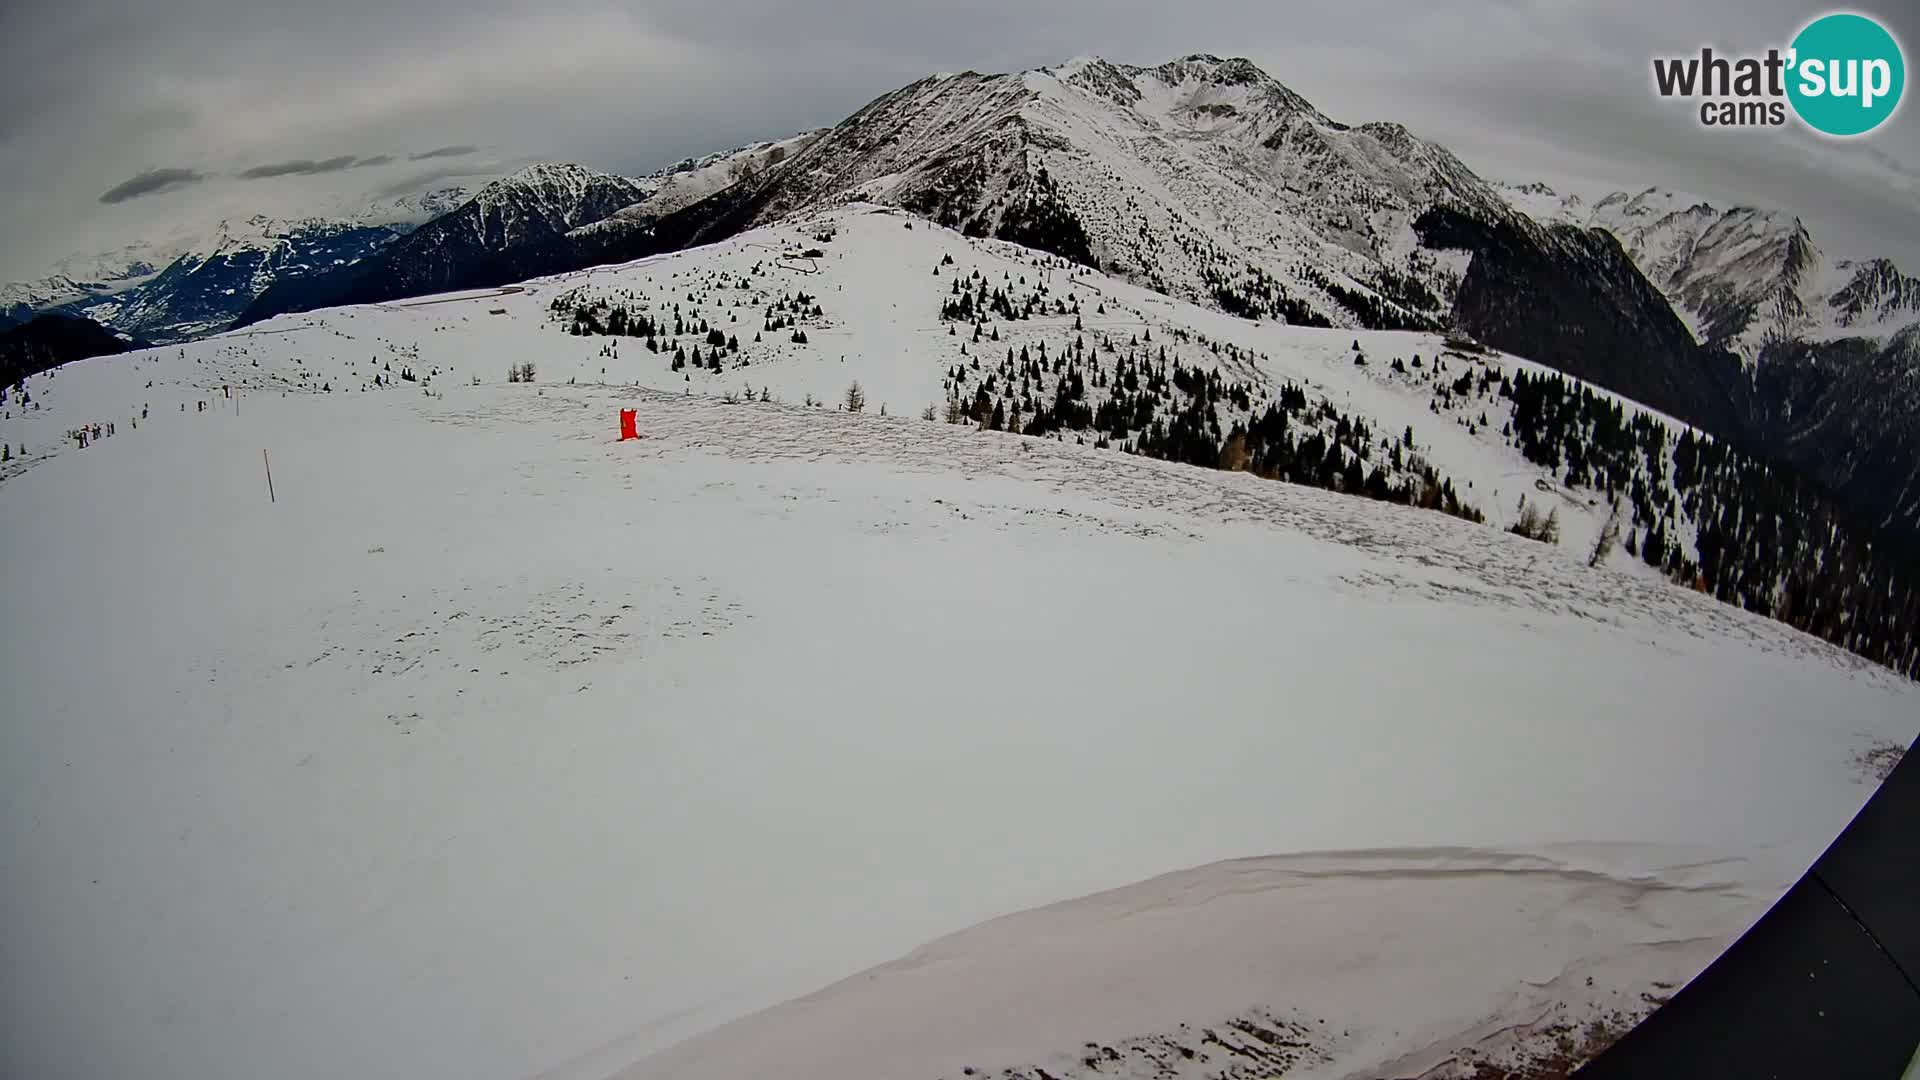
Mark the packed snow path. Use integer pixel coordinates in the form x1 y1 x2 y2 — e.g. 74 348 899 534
2 381 1914 1080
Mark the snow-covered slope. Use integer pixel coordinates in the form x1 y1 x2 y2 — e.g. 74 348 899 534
613 847 1786 1080
4 205 1915 1080
0 206 1878 606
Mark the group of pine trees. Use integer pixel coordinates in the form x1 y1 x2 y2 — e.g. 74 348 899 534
1297 266 1440 333
940 266 1085 325
546 283 826 379
763 291 822 334
1204 261 1331 327
940 327 1484 525
1500 368 1918 677
1199 260 1445 332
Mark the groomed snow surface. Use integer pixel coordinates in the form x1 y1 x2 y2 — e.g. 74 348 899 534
3 209 1917 1080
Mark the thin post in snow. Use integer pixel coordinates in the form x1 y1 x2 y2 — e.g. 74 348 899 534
263 449 276 504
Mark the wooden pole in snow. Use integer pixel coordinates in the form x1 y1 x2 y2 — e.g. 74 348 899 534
263 449 276 504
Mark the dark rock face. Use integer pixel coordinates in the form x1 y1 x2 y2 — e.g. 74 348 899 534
1417 207 1751 438
1752 327 1920 540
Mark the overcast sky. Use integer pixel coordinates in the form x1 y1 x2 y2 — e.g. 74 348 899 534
1 0 1914 281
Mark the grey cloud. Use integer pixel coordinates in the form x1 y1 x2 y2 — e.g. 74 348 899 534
98 167 205 204
374 159 515 197
236 155 359 179
353 154 396 168
1861 146 1920 183
409 144 478 160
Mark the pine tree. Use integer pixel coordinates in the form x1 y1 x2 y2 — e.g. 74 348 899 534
1220 430 1250 471
844 380 866 413
1588 500 1623 567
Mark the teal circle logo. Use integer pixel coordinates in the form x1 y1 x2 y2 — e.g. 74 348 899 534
1787 13 1905 136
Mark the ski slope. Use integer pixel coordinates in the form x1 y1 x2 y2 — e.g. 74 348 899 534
2 207 1916 1080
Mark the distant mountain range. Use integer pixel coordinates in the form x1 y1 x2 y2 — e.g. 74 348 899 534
7 54 1917 539
0 189 474 343
238 136 817 324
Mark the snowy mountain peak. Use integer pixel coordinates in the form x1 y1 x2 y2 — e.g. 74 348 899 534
1155 52 1275 86
706 52 1514 337
356 187 477 229
494 161 612 189
1831 257 1920 326
1037 53 1330 130
481 162 622 201
466 163 656 232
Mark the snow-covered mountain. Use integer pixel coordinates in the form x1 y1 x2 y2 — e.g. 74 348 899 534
1508 183 1920 363
240 141 826 325
457 163 658 236
238 164 661 321
3 204 1915 1080
670 54 1526 333
352 186 477 230
0 188 480 344
65 216 407 343
0 265 161 328
570 131 824 238
242 54 1542 336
